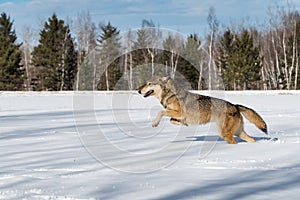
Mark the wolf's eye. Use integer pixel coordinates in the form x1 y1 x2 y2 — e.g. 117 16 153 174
147 82 152 86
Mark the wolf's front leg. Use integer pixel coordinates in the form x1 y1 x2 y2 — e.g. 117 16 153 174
170 118 188 126
152 110 166 127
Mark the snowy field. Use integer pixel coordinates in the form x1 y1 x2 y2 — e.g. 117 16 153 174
0 91 300 199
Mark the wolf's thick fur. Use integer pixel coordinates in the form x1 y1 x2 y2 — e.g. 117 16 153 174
138 76 268 144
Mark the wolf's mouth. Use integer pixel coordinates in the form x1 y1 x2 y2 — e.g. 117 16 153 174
143 90 154 98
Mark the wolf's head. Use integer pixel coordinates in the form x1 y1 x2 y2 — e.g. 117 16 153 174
138 76 175 99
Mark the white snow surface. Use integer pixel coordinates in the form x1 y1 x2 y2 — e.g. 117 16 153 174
0 91 300 200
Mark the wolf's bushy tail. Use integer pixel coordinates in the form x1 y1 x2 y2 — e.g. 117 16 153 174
236 105 268 134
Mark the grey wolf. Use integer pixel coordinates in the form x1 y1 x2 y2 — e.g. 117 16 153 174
138 76 268 144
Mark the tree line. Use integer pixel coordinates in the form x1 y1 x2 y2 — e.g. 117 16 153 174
0 4 299 91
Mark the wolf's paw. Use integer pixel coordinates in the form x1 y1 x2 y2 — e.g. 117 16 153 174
152 120 160 127
170 118 188 126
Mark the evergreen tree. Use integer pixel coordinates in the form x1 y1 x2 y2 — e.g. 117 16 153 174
162 34 182 77
181 34 201 89
133 27 151 66
32 14 77 91
0 12 24 90
162 34 201 89
97 22 122 90
216 29 262 90
185 34 202 67
131 28 153 83
234 30 262 89
134 28 150 49
216 29 235 89
131 20 161 81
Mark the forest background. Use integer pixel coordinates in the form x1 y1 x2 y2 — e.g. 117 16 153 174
1 2 300 91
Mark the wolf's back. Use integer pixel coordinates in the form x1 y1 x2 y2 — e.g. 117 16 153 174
237 105 268 134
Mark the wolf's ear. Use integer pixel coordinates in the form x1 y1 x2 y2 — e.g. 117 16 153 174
160 76 171 82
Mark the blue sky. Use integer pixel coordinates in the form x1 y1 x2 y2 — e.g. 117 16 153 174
0 0 299 40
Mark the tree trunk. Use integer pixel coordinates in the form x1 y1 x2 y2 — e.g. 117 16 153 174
282 28 289 89
24 47 31 91
271 31 281 89
198 61 203 90
208 31 214 90
295 49 299 90
129 52 133 90
76 66 80 91
105 67 109 91
289 19 297 89
147 48 155 76
93 55 97 90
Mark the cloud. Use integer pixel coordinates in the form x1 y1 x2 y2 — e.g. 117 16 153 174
0 1 14 7
120 0 140 3
1 0 299 41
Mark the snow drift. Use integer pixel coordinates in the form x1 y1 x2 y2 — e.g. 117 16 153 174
0 91 299 199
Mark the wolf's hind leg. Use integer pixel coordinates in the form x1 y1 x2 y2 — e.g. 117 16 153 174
236 130 256 143
221 132 237 144
218 115 238 144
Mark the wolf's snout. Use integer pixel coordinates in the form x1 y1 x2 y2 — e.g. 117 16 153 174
137 85 145 94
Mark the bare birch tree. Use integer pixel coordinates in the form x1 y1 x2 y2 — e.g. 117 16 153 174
20 26 35 91
75 12 97 90
207 7 219 90
163 33 184 79
124 30 134 89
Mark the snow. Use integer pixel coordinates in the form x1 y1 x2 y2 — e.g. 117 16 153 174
0 91 300 199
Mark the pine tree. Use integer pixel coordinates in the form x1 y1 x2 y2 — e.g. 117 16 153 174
234 30 262 89
132 23 161 85
162 34 182 78
97 22 122 90
32 14 77 91
131 28 153 84
216 29 262 90
133 28 151 66
161 34 201 89
181 34 201 89
0 12 24 90
216 29 235 89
